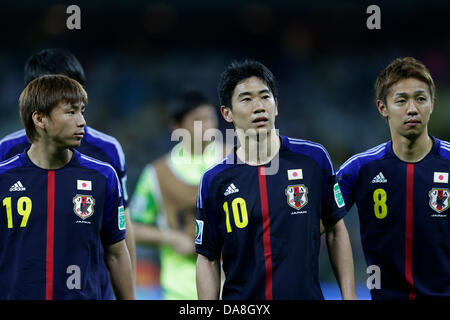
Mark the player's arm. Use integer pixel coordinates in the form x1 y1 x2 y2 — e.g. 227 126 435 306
196 253 221 299
325 218 356 300
110 139 137 284
134 222 194 255
124 208 136 284
104 239 135 300
131 165 194 255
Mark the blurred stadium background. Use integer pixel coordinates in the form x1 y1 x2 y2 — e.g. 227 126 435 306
2 0 450 300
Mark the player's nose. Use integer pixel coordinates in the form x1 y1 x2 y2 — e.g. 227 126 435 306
252 98 265 113
406 100 419 115
77 113 86 127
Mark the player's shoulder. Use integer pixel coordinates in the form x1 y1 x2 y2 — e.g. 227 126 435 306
0 129 27 144
282 136 334 172
76 150 119 180
0 153 23 175
435 137 450 161
197 154 234 206
337 142 388 176
83 126 126 171
0 129 28 155
200 153 233 186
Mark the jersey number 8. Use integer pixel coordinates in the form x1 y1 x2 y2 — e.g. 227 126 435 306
373 188 387 219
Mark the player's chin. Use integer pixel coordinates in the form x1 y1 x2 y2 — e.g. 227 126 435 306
66 139 82 148
402 128 423 140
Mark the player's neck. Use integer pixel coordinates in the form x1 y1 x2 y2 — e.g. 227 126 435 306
27 142 73 170
391 131 433 163
236 129 280 165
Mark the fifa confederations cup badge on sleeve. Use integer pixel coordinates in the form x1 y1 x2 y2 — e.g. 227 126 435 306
195 219 204 245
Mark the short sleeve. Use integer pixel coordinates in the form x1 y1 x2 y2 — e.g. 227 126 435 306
112 146 128 209
101 169 126 246
195 173 222 261
336 162 358 211
322 172 348 227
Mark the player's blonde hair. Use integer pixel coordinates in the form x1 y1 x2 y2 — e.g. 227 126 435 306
19 74 88 142
375 57 435 105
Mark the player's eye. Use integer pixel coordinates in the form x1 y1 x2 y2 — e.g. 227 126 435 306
241 97 251 102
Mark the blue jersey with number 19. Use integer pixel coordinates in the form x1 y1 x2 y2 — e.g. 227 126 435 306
337 137 450 299
0 149 125 300
195 136 346 300
0 127 129 207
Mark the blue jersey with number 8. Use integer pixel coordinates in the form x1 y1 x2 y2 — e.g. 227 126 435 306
337 137 450 299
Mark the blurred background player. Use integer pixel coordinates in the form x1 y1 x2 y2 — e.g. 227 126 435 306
0 74 134 299
337 57 450 299
130 89 227 299
0 48 136 290
196 60 356 300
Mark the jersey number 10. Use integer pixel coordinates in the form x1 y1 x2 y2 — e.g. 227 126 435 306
2 197 32 228
223 197 249 233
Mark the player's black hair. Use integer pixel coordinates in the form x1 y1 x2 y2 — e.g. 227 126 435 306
218 59 278 109
169 89 213 123
24 48 86 86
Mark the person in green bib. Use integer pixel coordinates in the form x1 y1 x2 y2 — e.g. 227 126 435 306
130 89 226 299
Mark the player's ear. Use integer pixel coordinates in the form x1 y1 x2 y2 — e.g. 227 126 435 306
220 105 233 123
376 100 389 120
274 98 278 117
32 111 46 130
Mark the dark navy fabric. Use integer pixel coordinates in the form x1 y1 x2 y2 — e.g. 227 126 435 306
337 137 450 299
196 135 346 299
0 149 125 299
0 127 128 207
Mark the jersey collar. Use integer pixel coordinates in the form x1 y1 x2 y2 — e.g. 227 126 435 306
387 135 439 163
21 147 79 170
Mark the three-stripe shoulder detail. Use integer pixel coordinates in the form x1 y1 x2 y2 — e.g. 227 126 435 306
80 154 123 197
337 143 387 175
286 137 335 174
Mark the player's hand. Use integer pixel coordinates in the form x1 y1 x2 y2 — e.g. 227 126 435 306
163 229 195 256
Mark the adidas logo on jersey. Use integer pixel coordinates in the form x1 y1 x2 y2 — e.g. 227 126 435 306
9 181 26 191
224 183 239 196
372 172 387 183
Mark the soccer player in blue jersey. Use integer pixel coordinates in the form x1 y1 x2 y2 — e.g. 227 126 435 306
0 75 134 299
195 60 356 300
337 57 450 299
0 49 136 286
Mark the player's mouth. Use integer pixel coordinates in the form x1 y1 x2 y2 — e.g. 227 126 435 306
74 132 84 139
252 116 269 127
404 119 421 127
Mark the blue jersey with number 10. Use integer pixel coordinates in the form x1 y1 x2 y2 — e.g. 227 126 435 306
196 136 346 300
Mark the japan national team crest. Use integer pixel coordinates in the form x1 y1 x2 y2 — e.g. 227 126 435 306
73 194 95 220
429 188 449 213
285 185 308 210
